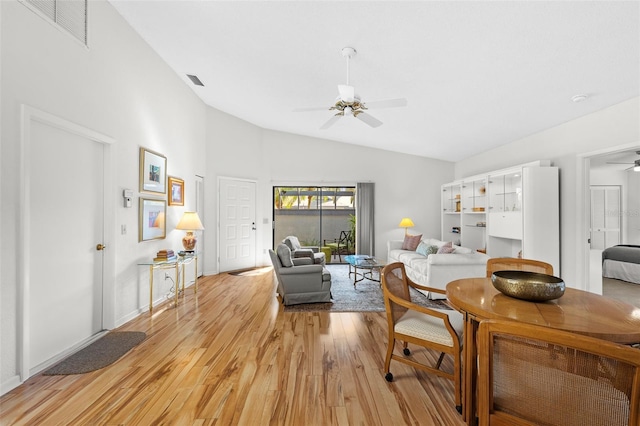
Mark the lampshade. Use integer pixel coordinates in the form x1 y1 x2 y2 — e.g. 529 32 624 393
176 212 204 231
398 218 415 228
176 212 204 252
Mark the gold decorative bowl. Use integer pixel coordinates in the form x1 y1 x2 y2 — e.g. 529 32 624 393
491 270 565 302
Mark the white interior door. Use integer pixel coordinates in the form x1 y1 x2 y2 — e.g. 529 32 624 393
195 175 205 276
590 185 621 250
28 120 105 372
219 178 256 272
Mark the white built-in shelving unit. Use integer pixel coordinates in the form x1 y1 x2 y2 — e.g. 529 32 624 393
441 160 560 274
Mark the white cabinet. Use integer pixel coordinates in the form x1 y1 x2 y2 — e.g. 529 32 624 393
488 170 523 240
460 177 487 251
488 212 522 239
442 162 559 274
441 182 462 245
489 171 522 214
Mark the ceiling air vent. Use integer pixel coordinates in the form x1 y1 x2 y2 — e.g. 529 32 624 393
187 74 205 87
23 0 88 45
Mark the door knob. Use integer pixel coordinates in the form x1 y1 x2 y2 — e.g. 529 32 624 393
96 244 106 251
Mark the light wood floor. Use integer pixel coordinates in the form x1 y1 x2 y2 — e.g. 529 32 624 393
0 268 464 425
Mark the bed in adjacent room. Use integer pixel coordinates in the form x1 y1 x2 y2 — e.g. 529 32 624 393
602 245 640 285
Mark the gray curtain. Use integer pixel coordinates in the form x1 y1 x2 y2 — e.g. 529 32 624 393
356 182 375 255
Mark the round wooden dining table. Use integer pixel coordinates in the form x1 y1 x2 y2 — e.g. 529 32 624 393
446 277 640 425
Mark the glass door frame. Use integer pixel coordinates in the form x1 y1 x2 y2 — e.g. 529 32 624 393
272 186 355 262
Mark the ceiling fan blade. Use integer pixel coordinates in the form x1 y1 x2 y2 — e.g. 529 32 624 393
293 106 331 112
338 84 355 103
355 112 383 128
364 98 408 109
320 114 342 130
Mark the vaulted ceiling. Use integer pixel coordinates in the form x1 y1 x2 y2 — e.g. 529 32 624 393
109 1 639 162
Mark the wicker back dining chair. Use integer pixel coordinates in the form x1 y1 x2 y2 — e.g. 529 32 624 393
477 319 640 426
381 262 464 413
486 257 553 278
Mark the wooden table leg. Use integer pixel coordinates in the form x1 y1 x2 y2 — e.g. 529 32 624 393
463 314 480 425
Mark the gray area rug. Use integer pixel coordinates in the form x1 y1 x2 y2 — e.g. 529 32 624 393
43 331 146 375
284 264 452 313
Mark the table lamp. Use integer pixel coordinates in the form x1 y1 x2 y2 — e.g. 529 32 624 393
175 212 204 252
398 218 415 235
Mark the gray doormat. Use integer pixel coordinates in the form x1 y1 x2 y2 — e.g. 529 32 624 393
284 264 451 313
43 331 146 375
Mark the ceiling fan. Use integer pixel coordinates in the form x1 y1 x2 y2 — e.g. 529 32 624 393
293 47 407 130
606 151 640 171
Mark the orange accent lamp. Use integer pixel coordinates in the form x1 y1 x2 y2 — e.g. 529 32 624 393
176 212 204 252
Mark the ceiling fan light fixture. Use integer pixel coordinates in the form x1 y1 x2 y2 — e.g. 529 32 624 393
293 46 406 130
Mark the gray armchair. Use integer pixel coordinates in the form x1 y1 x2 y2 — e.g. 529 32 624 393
283 236 326 265
269 244 331 306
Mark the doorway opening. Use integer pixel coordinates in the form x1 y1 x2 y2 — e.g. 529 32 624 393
273 186 355 263
580 143 640 307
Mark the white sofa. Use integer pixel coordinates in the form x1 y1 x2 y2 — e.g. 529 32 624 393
387 238 490 299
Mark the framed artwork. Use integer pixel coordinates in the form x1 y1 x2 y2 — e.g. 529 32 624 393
168 176 184 206
139 147 167 194
139 198 166 242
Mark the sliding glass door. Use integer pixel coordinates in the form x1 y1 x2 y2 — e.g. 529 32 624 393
273 186 355 262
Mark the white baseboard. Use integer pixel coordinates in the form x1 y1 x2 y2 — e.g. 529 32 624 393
1 375 23 397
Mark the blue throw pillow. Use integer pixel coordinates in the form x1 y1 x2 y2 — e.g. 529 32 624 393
416 241 429 256
416 243 439 256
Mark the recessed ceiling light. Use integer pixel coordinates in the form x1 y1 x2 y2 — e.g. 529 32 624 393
571 94 588 103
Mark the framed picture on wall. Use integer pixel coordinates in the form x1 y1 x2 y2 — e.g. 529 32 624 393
168 176 184 206
139 147 167 194
139 198 166 241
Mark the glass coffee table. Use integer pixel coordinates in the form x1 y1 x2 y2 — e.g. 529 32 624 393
344 255 387 287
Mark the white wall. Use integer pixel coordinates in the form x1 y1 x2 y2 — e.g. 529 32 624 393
627 172 640 245
455 97 640 289
1 0 207 390
1 0 456 393
261 130 453 262
4 0 635 397
203 109 454 274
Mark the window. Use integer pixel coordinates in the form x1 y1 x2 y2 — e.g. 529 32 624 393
273 186 356 260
